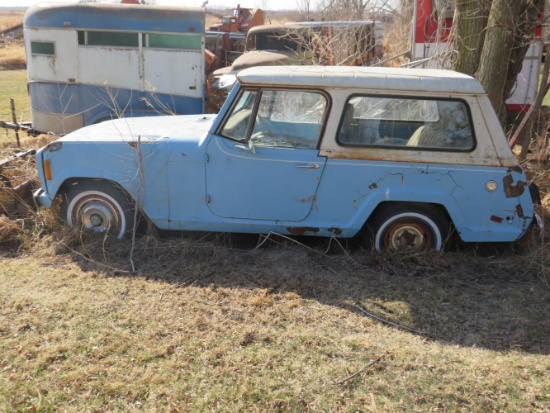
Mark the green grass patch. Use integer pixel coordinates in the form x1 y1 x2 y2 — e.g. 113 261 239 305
0 69 30 145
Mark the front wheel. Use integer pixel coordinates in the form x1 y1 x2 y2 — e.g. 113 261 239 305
367 204 450 252
59 180 135 240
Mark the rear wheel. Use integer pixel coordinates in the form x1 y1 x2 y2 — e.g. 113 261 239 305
60 180 135 240
367 204 449 252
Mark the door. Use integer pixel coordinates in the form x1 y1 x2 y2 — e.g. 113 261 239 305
205 89 328 221
142 32 205 114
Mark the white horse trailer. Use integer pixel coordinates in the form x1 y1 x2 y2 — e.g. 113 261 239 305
24 2 205 135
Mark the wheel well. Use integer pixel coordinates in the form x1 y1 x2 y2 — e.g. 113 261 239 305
362 201 455 251
366 201 452 227
57 178 134 204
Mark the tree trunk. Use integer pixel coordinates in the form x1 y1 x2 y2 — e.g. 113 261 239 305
475 0 523 119
502 0 545 102
453 0 491 76
518 44 550 160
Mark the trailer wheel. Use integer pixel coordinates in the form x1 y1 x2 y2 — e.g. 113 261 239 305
367 204 449 252
60 180 135 240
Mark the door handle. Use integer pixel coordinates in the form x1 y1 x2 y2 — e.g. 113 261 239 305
296 163 319 169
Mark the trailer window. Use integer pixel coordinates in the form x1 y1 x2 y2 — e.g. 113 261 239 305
78 31 139 48
146 33 202 50
31 41 55 56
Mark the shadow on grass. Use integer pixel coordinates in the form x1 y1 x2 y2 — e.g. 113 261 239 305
60 230 550 355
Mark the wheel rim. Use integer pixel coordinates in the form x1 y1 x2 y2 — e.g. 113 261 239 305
67 191 126 238
383 220 433 251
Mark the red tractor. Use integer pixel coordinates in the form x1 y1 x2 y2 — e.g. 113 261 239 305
207 5 264 33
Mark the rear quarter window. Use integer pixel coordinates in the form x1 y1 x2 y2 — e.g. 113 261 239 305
337 96 475 151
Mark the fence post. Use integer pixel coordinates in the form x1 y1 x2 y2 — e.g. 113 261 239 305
10 98 21 148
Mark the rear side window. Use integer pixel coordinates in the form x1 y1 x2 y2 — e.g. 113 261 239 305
31 41 55 56
337 96 475 151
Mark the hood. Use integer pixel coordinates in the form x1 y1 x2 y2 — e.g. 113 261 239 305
58 114 217 144
214 50 296 75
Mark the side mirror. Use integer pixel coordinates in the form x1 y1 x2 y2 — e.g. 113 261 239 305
235 140 255 154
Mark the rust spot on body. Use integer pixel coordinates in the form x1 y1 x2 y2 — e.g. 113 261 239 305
507 165 522 174
502 174 526 198
369 182 378 190
287 226 319 235
321 150 479 165
515 204 525 218
328 226 342 235
490 215 503 223
325 151 398 161
297 194 316 203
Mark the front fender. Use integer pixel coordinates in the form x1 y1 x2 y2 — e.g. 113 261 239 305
35 139 171 223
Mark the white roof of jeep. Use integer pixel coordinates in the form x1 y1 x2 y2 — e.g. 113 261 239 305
236 66 485 95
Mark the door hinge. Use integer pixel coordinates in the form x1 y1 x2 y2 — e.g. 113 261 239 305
204 154 209 163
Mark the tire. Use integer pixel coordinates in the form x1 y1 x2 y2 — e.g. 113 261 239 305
367 204 450 252
59 180 135 240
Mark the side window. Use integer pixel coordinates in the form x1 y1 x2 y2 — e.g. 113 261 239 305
219 90 258 142
257 33 299 52
145 33 202 50
246 33 256 50
251 90 327 149
227 35 246 64
229 36 245 52
337 96 474 151
31 41 55 56
78 31 139 48
205 33 222 55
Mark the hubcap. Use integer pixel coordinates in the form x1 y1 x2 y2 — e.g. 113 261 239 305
79 201 118 233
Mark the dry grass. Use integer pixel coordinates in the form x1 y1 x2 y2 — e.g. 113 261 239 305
0 229 549 412
0 214 23 249
0 10 24 32
0 11 25 71
0 43 26 70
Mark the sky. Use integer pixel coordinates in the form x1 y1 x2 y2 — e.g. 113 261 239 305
0 0 299 11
